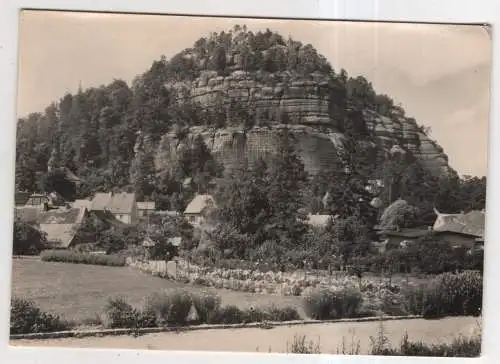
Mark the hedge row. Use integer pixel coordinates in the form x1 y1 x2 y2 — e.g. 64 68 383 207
104 290 301 328
40 250 126 266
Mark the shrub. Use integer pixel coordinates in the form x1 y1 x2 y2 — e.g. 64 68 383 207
264 305 301 322
10 298 70 334
103 297 155 329
212 305 245 324
40 250 126 267
303 286 363 320
372 332 481 357
13 220 47 255
243 306 268 322
144 290 194 326
402 271 483 318
191 292 222 324
423 271 482 318
287 334 321 354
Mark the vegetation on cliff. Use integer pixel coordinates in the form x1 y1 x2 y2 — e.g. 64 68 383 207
15 25 485 220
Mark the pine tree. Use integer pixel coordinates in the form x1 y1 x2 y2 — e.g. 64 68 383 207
214 158 271 250
130 150 156 201
266 129 308 247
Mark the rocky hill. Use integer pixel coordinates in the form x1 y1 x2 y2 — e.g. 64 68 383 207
15 25 454 207
149 26 451 176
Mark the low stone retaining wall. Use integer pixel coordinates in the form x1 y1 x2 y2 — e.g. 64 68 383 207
10 315 423 341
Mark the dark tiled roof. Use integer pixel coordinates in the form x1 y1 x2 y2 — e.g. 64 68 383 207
433 210 485 238
15 207 43 224
38 208 82 224
38 207 87 248
91 192 136 214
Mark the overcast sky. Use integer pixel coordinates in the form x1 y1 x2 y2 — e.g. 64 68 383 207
16 10 492 177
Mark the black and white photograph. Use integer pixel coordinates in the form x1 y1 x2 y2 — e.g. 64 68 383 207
8 10 491 357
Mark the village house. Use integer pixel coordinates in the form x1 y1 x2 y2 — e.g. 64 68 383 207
137 201 156 217
432 209 485 250
90 192 138 224
71 199 93 210
38 206 88 248
184 194 215 226
376 227 431 250
376 209 485 252
15 203 89 249
62 168 82 189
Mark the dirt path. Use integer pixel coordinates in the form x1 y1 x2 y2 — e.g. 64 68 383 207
10 317 480 354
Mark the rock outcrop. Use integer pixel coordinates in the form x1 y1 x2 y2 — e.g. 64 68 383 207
156 69 451 177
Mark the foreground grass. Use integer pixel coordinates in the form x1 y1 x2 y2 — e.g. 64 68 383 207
285 316 482 357
11 259 303 322
286 332 480 357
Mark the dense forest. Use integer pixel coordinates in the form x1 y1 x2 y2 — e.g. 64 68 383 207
15 25 486 221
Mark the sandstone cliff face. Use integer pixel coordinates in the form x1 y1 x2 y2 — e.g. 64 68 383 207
156 70 451 177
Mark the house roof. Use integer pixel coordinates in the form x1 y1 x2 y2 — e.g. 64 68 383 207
306 214 332 227
72 199 93 210
184 194 215 215
15 191 31 206
433 210 485 238
378 228 430 238
91 192 136 214
15 206 43 224
38 207 87 248
38 208 83 224
137 201 156 210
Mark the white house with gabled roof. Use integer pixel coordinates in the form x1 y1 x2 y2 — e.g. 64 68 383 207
183 194 215 226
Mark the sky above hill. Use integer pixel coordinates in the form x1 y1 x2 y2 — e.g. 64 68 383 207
16 11 492 177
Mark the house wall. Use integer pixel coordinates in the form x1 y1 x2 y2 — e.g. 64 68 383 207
138 209 154 217
386 236 412 249
185 213 202 225
114 213 132 224
435 233 476 248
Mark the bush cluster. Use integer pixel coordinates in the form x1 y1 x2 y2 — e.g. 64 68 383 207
40 250 126 267
402 271 483 318
303 286 363 320
103 297 156 329
372 332 481 357
10 298 71 335
103 290 300 329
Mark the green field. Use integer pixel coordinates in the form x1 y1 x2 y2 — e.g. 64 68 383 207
11 259 304 322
